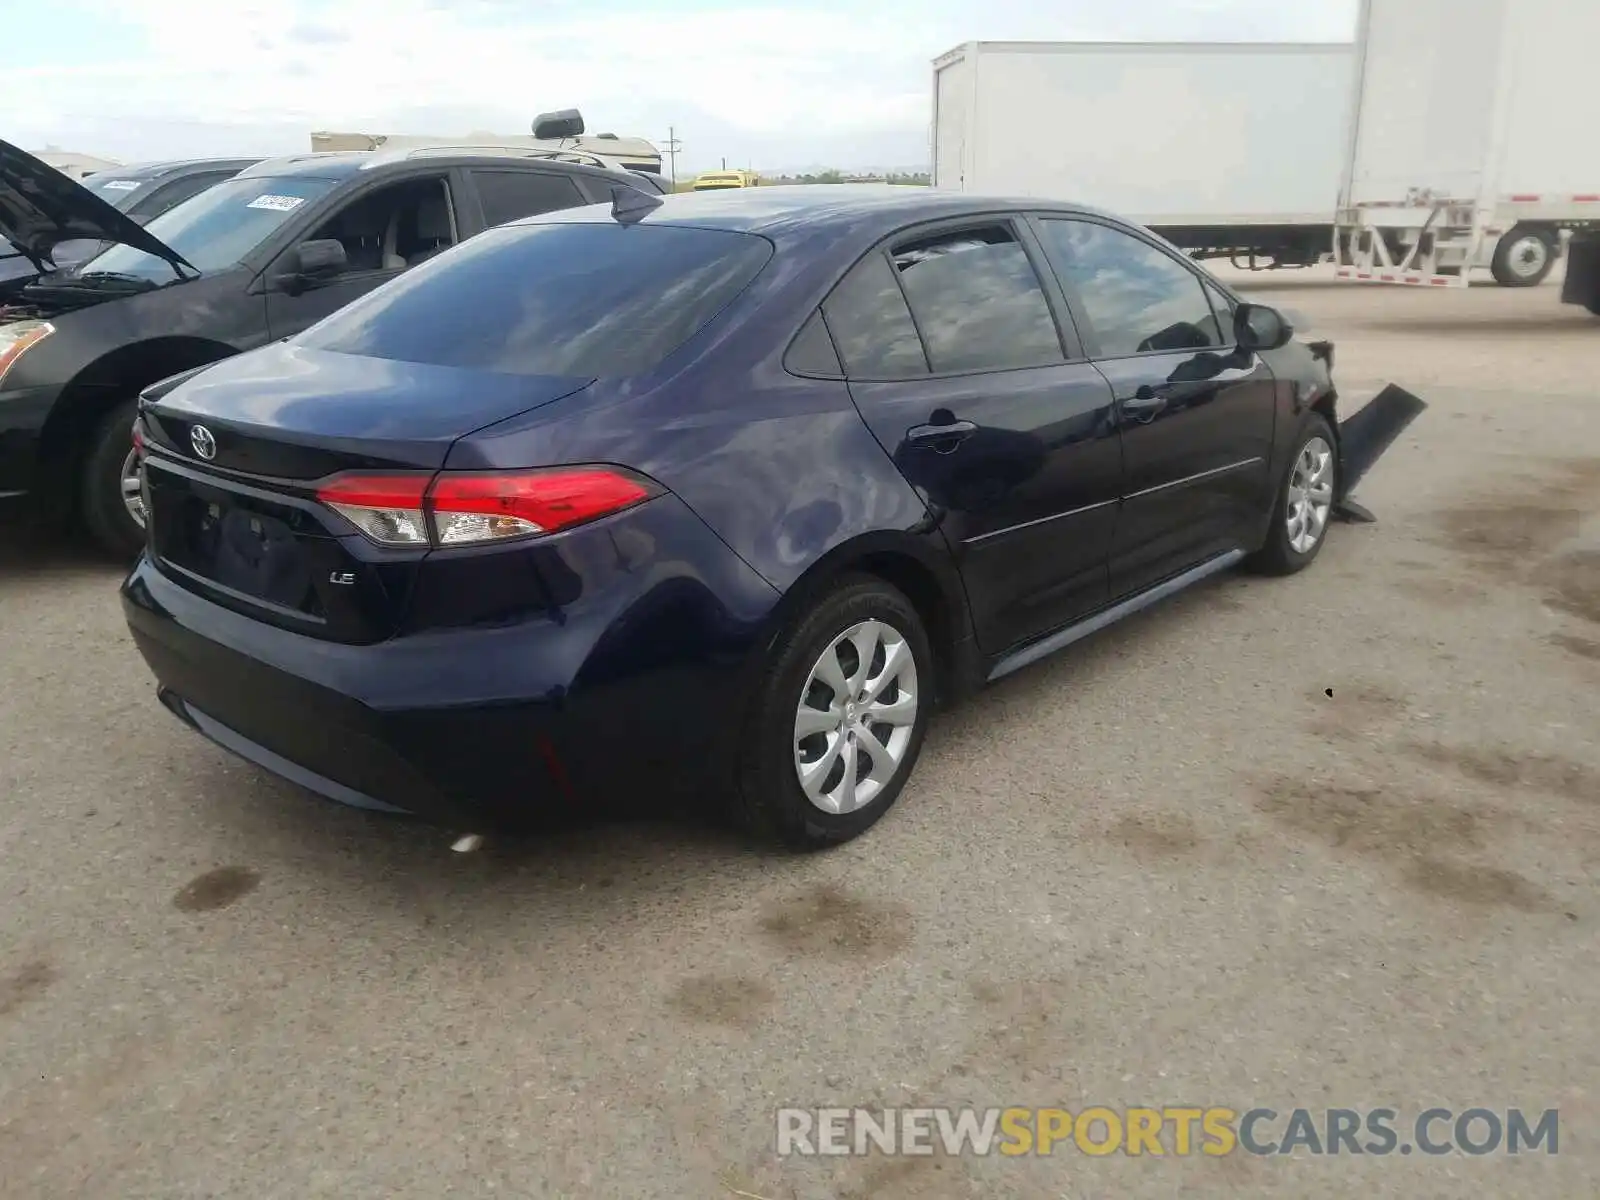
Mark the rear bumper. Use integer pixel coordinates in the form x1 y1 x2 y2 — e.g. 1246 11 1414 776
124 561 572 828
120 497 782 829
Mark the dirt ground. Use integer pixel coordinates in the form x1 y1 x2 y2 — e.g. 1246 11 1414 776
1 266 1597 1198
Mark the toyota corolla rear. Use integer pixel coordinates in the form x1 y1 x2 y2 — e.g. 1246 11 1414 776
120 215 783 829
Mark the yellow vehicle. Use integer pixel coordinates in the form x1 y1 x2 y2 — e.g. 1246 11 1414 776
692 170 759 191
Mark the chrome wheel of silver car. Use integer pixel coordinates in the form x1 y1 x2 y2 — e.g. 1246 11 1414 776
1286 435 1334 555
120 447 146 529
793 618 919 815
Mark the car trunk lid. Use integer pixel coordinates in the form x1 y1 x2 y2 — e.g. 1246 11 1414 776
138 343 595 643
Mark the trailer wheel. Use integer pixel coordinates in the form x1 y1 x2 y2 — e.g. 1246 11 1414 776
1491 225 1556 287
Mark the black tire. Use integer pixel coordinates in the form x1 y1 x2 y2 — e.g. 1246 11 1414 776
732 574 934 850
80 398 146 560
1247 414 1338 577
1491 225 1556 287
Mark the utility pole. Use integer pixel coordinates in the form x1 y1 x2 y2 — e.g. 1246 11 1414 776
662 126 682 187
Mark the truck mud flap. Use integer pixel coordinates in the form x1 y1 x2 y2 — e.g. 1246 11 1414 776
1333 383 1427 524
1561 232 1600 309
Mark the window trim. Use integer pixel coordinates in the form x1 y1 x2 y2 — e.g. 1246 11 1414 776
783 308 845 380
785 211 1090 384
1027 212 1242 363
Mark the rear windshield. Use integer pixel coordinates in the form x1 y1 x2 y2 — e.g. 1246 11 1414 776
296 221 774 378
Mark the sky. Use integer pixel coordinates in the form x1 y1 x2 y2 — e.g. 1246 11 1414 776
1 0 1358 175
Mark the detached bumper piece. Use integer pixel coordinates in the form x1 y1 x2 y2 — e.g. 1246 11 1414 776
1333 383 1427 525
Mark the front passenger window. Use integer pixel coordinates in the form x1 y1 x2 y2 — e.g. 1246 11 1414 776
303 177 456 275
1038 219 1226 357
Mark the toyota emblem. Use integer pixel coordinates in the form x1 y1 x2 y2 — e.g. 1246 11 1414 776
190 424 217 461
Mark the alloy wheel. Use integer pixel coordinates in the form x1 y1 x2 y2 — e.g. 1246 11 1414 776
1286 435 1334 555
793 618 919 815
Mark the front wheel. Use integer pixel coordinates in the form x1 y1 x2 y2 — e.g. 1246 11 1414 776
733 575 934 849
1247 416 1337 577
80 398 146 559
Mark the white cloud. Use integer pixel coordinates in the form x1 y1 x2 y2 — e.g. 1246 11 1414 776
4 0 1358 171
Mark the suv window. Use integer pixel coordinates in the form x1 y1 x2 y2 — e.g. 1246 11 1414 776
303 176 456 274
1037 219 1226 357
820 252 927 378
472 170 588 227
130 172 235 223
297 222 773 378
75 175 340 282
889 224 1063 372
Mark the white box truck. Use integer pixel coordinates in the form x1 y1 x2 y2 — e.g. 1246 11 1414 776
1331 0 1600 299
930 40 1355 269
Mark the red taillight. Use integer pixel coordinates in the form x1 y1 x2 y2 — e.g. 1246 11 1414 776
315 467 657 548
317 473 432 547
429 468 654 545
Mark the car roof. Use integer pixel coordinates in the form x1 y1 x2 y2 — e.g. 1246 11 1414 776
88 158 261 182
524 184 1122 241
235 149 646 185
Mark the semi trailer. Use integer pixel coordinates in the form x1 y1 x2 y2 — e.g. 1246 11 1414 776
1332 0 1600 297
929 40 1356 269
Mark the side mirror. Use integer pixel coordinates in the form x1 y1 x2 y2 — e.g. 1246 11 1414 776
1235 302 1294 352
293 239 347 279
275 239 346 294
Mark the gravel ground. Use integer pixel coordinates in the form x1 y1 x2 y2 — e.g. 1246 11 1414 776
1 268 1597 1199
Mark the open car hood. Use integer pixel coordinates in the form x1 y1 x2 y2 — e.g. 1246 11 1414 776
0 139 193 272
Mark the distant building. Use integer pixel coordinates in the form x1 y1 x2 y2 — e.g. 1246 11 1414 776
31 149 122 179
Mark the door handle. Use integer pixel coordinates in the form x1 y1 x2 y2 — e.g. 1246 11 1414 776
906 420 977 451
1120 390 1167 423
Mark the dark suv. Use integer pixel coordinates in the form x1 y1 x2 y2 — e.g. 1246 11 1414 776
0 137 661 556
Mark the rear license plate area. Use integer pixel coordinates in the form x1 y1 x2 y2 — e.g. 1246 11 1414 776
147 465 326 617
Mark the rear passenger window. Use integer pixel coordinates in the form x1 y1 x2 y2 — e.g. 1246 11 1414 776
821 253 928 378
472 170 586 227
889 224 1063 373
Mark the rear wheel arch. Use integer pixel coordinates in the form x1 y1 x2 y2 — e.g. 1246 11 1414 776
761 533 975 707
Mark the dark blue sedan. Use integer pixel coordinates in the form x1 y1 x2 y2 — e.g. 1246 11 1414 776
122 184 1360 848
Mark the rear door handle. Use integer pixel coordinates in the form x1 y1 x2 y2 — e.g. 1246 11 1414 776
907 420 977 450
1120 391 1167 423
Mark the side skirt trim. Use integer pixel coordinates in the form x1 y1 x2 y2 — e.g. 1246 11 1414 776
986 548 1246 683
